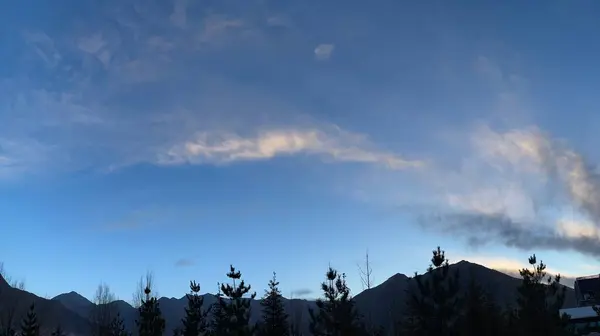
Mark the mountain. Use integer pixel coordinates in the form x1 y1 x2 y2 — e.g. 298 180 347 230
51 291 93 319
2 261 578 335
0 275 91 335
353 260 576 330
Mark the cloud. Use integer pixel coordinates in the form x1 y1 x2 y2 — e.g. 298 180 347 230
419 126 600 256
23 31 61 67
291 288 313 297
455 255 577 287
78 33 106 55
174 258 194 267
314 44 334 60
158 128 423 169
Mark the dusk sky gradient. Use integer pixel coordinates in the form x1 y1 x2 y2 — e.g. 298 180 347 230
3 0 600 302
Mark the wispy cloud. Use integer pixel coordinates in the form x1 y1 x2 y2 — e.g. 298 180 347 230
174 258 194 267
158 128 423 169
23 31 61 67
314 44 334 61
418 124 600 259
291 288 313 297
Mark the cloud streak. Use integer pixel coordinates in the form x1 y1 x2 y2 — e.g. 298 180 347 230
158 128 423 170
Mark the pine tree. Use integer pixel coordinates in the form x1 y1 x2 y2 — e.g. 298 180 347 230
19 304 39 336
50 325 65 336
209 284 228 336
136 286 166 336
402 246 461 336
182 280 209 336
456 278 506 336
512 254 570 336
219 265 256 336
258 273 289 336
308 267 363 336
109 313 129 336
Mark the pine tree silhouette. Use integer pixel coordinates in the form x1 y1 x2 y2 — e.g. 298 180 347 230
218 265 257 336
402 246 461 336
309 267 363 336
209 283 228 336
182 281 209 336
258 272 289 336
456 278 505 336
19 304 39 336
511 254 570 336
109 313 130 336
136 286 166 336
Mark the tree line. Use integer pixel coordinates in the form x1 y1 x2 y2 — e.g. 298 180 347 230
0 246 589 336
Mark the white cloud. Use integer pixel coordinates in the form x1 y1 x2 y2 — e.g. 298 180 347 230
158 128 423 169
198 15 245 44
78 33 106 54
23 31 61 67
314 44 335 60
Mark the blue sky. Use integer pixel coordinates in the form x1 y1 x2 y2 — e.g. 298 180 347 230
3 0 600 301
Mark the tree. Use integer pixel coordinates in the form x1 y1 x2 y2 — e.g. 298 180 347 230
511 254 570 336
218 265 256 336
182 281 209 336
309 267 363 336
258 273 289 336
209 283 229 336
90 282 118 336
109 313 130 336
357 250 382 335
402 246 461 336
357 250 373 291
133 271 158 308
136 286 166 336
19 304 39 336
456 278 506 336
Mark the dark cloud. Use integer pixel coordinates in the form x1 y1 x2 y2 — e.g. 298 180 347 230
420 212 600 258
174 258 194 267
291 288 313 297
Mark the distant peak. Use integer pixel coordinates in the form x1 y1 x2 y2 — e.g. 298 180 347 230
387 273 408 282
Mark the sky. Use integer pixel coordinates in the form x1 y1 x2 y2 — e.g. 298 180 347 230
3 0 600 302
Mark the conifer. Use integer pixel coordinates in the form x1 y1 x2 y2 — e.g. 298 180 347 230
457 278 505 336
219 265 256 336
19 304 39 336
136 286 166 336
109 313 129 336
209 284 228 336
402 246 461 336
258 273 289 336
309 267 363 336
512 254 569 336
182 281 209 336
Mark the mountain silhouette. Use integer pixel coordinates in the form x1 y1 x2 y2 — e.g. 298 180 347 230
0 261 577 335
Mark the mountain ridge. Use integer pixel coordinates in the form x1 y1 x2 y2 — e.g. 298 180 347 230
0 261 578 335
